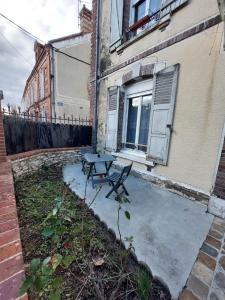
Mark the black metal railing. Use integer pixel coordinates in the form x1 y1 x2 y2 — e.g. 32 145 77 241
1 105 91 126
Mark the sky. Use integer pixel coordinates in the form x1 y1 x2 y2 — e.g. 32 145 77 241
0 0 92 109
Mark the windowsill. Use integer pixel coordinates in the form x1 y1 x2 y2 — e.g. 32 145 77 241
112 149 155 167
117 0 188 53
117 21 161 53
129 15 151 31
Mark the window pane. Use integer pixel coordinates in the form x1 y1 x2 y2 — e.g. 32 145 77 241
138 95 152 152
135 0 146 22
150 0 162 13
126 97 140 148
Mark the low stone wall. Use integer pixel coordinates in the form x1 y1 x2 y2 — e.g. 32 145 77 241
9 148 82 178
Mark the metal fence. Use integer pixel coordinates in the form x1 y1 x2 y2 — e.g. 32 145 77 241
2 107 92 155
2 106 91 126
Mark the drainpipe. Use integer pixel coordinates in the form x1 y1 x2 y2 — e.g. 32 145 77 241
93 0 101 152
49 44 56 118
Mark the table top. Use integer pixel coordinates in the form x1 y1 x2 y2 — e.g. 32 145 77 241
84 153 116 163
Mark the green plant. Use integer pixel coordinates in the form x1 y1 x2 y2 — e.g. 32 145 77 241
20 253 75 299
41 197 74 247
136 271 152 300
20 254 63 299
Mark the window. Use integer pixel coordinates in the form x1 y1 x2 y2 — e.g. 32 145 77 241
39 69 44 99
149 0 162 14
125 94 152 153
129 0 163 34
134 0 146 22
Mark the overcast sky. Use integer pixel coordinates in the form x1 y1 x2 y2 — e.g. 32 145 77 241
0 0 92 109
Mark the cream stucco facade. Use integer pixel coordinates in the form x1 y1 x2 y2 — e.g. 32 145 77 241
96 0 225 197
51 33 91 120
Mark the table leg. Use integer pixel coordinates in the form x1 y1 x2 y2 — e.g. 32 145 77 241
87 162 93 180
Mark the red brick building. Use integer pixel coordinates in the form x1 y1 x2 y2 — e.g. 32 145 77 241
23 42 51 119
23 5 92 120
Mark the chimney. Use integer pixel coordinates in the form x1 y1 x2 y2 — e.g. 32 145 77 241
34 41 45 62
79 5 93 33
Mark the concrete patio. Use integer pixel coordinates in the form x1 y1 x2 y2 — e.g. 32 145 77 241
63 163 214 299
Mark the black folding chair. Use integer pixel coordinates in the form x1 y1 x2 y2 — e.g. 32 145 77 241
80 148 96 174
106 163 132 198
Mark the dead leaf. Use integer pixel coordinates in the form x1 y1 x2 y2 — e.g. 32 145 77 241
93 257 105 266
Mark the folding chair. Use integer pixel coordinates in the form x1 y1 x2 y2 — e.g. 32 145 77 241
106 163 132 198
80 148 96 174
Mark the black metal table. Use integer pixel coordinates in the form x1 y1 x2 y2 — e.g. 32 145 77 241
84 153 116 188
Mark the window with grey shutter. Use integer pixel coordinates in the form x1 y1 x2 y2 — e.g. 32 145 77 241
110 0 124 51
106 87 125 151
147 64 180 165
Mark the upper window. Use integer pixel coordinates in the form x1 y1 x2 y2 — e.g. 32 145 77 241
129 0 162 34
134 0 146 22
39 69 44 99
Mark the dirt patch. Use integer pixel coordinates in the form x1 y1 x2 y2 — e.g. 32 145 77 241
15 165 171 300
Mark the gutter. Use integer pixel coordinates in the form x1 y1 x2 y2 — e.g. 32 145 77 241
93 0 101 151
49 44 56 117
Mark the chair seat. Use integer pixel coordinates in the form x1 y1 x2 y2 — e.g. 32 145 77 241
108 172 121 182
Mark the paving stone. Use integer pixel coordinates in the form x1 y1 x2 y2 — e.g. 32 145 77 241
187 274 209 299
213 218 225 228
197 251 216 271
205 235 222 250
192 261 214 286
214 272 225 291
209 230 223 240
180 289 200 300
210 292 220 300
212 224 225 234
219 256 225 270
201 243 218 258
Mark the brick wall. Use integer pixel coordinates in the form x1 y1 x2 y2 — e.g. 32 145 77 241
23 46 52 119
0 102 6 163
0 101 27 299
213 138 225 200
0 164 27 299
80 5 93 33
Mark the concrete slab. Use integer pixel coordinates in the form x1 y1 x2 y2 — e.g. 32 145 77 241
63 163 214 299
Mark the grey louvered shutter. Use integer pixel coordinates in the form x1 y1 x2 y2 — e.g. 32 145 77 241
147 64 180 165
106 87 125 151
110 0 124 51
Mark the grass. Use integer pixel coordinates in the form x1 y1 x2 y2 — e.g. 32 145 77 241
15 164 171 300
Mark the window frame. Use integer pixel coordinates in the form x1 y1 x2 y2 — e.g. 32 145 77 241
123 80 153 156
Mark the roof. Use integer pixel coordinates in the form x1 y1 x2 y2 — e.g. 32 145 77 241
48 32 85 44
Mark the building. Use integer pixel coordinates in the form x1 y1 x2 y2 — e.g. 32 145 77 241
90 0 225 217
23 5 92 121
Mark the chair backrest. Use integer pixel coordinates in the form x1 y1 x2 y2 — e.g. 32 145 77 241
120 163 132 182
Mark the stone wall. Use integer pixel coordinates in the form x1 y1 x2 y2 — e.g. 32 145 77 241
9 148 81 178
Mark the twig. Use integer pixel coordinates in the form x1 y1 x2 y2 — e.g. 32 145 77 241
117 204 122 244
88 185 103 209
90 277 105 300
109 273 125 300
75 275 90 300
114 288 136 300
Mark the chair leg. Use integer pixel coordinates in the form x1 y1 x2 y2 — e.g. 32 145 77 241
81 160 85 174
106 182 118 198
122 183 129 196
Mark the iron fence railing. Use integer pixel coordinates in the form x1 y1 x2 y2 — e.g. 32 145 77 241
1 105 91 126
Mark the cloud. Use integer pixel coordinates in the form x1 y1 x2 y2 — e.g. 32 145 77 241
0 0 92 107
